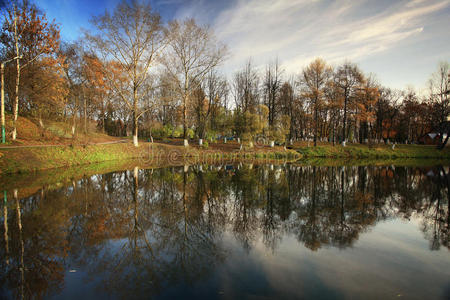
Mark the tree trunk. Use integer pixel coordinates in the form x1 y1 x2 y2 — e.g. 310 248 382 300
332 118 336 146
12 10 20 141
84 91 87 135
101 101 105 133
12 55 20 141
183 75 189 146
72 114 76 137
183 94 187 140
314 100 318 147
342 89 348 143
132 84 139 147
133 111 138 147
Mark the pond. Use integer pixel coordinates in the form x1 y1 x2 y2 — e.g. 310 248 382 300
0 163 449 299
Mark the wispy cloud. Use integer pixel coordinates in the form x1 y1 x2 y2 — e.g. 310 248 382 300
41 0 450 89
173 0 450 87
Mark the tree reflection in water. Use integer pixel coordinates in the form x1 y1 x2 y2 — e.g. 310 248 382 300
0 164 448 298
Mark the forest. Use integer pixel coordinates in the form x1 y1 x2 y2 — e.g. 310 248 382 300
1 0 449 148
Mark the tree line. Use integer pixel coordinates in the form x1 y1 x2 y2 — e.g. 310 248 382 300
1 0 448 147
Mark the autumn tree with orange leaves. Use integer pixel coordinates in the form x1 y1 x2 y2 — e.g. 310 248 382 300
1 0 60 140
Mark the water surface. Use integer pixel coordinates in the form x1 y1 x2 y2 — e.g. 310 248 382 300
1 163 449 299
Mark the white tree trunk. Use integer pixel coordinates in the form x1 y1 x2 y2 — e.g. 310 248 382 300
12 10 20 141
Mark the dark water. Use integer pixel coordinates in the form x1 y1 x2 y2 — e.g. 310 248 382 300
1 163 449 300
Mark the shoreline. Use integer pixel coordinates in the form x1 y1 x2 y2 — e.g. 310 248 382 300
0 141 300 174
1 141 450 174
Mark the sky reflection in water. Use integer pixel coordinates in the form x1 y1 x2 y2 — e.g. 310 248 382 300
1 164 449 299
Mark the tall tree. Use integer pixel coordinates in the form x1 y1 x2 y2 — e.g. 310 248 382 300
204 69 228 132
428 61 449 126
278 81 295 140
263 58 283 127
232 59 259 113
1 0 60 140
190 84 208 139
355 75 379 143
86 0 166 146
162 18 227 145
375 88 401 141
82 53 110 134
301 58 332 146
59 42 85 137
334 62 364 144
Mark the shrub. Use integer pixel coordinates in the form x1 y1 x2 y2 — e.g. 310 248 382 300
151 125 167 139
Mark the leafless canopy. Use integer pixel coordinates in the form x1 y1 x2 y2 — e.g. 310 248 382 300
85 0 166 145
161 18 227 139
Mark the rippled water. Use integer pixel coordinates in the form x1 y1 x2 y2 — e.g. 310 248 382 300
1 163 449 299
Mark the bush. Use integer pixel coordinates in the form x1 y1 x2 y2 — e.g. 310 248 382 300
205 131 217 142
151 126 167 139
186 128 195 139
172 126 183 138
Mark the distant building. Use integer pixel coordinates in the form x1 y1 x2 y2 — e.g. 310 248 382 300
419 132 441 145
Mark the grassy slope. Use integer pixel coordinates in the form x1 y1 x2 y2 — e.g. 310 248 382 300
0 141 301 174
0 143 157 174
3 113 119 145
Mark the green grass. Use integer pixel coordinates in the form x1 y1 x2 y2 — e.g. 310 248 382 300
2 141 447 175
295 144 450 159
0 142 301 174
0 143 145 174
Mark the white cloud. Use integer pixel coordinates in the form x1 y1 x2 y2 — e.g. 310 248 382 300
173 0 450 87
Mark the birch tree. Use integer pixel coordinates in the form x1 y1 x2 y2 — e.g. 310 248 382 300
162 18 227 145
1 0 60 140
86 0 166 146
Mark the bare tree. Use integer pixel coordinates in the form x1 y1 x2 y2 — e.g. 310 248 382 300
232 59 259 113
301 58 332 146
162 18 227 146
204 69 228 133
428 61 449 125
278 81 295 140
86 0 166 146
59 42 83 138
334 62 364 144
263 58 283 127
376 87 401 142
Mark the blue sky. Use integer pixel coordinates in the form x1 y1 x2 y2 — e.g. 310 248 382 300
36 0 450 92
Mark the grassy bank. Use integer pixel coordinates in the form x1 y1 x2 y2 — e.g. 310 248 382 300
1 141 449 174
295 144 450 159
0 143 149 174
0 142 300 174
293 157 450 167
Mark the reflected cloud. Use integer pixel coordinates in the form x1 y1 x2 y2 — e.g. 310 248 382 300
0 164 449 299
